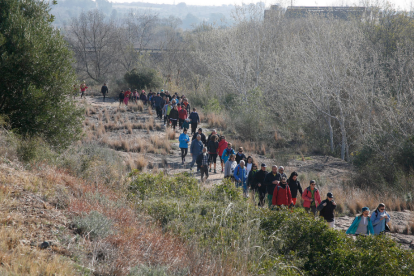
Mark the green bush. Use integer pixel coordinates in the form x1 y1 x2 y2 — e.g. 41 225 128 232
128 173 414 276
74 211 113 239
124 68 163 90
0 0 83 148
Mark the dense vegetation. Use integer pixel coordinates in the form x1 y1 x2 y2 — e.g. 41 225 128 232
128 172 414 275
0 0 83 148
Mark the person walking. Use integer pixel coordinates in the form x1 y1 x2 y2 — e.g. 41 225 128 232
317 192 337 228
206 129 217 145
178 105 188 129
162 102 169 126
235 147 247 164
346 207 375 235
255 163 268 207
166 102 173 127
190 134 204 172
101 83 108 101
182 118 190 131
218 136 228 173
264 165 280 209
169 105 179 130
234 160 248 197
140 90 147 105
154 93 163 119
124 89 131 106
207 134 219 173
192 128 207 145
302 180 322 216
189 108 200 135
80 81 88 98
371 203 391 235
73 84 79 98
245 156 254 176
118 90 124 106
278 166 287 179
179 129 190 165
196 147 210 182
272 176 294 209
224 154 237 180
221 143 235 164
287 172 303 206
247 163 259 202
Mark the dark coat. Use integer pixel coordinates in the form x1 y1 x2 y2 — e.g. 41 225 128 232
196 153 210 168
247 170 259 189
192 132 207 145
287 178 303 199
317 199 336 222
235 153 246 164
255 170 268 193
189 112 200 123
207 140 219 154
169 109 179 120
264 172 281 195
101 85 108 94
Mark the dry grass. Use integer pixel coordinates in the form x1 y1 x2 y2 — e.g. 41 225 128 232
166 128 176 140
148 105 153 115
104 108 110 123
409 221 414 235
208 113 227 129
135 154 148 171
97 122 106 138
126 123 133 134
0 228 74 275
150 135 171 152
145 117 154 131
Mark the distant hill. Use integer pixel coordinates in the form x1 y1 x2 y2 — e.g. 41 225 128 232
50 0 234 29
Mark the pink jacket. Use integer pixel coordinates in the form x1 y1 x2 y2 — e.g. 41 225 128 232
302 187 321 208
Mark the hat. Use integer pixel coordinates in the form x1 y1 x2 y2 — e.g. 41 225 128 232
362 207 370 212
327 192 333 198
161 89 164 92
261 163 267 167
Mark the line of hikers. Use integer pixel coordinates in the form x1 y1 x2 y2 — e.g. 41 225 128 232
178 128 391 235
77 86 391 236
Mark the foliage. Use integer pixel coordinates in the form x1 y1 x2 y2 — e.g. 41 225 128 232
74 211 114 239
124 68 163 90
0 0 83 148
128 172 414 276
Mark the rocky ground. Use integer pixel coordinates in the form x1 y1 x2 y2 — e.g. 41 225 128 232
83 96 414 249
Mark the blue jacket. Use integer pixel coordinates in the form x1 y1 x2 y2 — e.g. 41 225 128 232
189 112 200 123
221 148 235 164
179 133 190 149
370 210 390 235
346 215 374 235
190 139 203 155
233 165 247 184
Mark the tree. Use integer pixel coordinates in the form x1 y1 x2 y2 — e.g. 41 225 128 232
0 0 83 148
67 9 118 82
124 68 162 90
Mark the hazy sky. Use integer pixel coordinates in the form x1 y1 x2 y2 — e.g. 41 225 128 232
109 0 413 10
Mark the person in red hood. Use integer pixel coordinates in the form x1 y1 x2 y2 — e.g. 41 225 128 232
178 105 187 129
272 176 294 208
218 136 228 173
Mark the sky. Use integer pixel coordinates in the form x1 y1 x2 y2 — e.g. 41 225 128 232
109 0 414 10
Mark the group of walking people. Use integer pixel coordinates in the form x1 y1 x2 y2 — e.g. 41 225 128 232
78 85 391 236
178 127 391 235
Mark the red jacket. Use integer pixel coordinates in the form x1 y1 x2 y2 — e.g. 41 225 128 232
272 184 292 206
302 187 321 208
178 109 187 120
218 139 228 156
